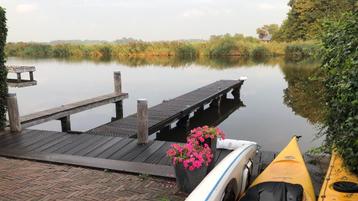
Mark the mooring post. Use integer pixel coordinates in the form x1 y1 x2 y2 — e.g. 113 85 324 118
29 71 34 81
231 87 241 99
137 99 148 144
16 73 21 82
113 71 124 119
115 101 123 119
113 71 122 94
59 115 71 132
6 93 21 133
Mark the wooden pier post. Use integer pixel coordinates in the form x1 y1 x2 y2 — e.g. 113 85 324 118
114 71 122 94
59 115 71 132
29 71 34 81
231 87 241 99
137 99 148 144
6 93 22 132
16 73 21 82
113 71 124 119
177 115 190 131
115 101 123 119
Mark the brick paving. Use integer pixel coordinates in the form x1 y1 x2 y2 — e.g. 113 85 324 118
0 157 186 201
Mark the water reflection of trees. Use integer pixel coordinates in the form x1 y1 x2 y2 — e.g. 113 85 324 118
280 62 326 124
114 56 284 69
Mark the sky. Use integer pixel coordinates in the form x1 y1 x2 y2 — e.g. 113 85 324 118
0 0 289 42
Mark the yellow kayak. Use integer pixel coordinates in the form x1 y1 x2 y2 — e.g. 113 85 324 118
318 152 358 201
240 136 315 201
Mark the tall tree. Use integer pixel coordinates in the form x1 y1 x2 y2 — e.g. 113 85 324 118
256 24 279 40
279 0 354 41
0 7 7 130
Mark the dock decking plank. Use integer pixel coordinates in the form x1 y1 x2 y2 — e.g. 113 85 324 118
73 136 115 156
96 138 134 159
63 135 105 155
85 137 124 157
119 141 156 161
132 141 166 162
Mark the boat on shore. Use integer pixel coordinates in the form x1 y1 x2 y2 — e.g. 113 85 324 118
186 139 258 201
239 136 315 201
318 151 358 201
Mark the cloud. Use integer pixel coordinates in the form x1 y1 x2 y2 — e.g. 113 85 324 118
16 4 37 13
256 2 287 11
182 7 232 18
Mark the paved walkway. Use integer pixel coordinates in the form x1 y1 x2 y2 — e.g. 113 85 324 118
0 157 185 201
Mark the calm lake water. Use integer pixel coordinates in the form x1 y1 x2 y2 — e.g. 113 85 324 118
6 57 325 152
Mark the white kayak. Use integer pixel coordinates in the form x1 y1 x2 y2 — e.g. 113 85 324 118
186 139 258 201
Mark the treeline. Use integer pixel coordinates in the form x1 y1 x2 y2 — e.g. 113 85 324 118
258 0 356 42
5 34 319 62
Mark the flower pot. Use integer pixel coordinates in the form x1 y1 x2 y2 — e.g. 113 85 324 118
174 163 208 193
203 137 217 173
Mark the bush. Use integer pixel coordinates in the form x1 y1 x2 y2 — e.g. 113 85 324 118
0 7 7 130
284 42 320 62
175 43 197 59
320 12 358 174
209 37 237 57
251 46 271 59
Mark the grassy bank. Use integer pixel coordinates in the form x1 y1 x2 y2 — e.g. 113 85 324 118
5 34 319 62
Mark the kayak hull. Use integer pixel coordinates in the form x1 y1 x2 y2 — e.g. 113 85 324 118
318 152 358 201
186 140 258 201
240 136 316 201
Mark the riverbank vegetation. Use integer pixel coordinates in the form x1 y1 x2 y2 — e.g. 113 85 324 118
319 12 357 174
0 7 7 130
5 36 319 62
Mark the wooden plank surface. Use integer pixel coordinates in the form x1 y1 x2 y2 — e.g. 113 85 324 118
0 129 327 189
7 79 37 88
0 149 175 178
6 65 36 73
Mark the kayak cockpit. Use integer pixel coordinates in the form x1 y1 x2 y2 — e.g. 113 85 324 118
239 182 304 201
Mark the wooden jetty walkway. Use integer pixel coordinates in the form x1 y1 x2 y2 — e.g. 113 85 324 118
1 77 244 178
87 79 243 138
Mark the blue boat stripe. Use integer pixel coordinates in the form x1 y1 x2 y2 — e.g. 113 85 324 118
204 145 255 201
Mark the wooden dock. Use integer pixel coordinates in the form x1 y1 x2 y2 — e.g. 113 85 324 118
0 76 327 194
0 130 327 194
1 79 244 177
87 79 243 137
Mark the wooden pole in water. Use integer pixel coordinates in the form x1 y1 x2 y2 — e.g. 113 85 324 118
59 115 71 132
137 99 148 144
6 93 22 133
29 71 34 81
113 71 122 94
113 71 123 119
16 73 21 82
